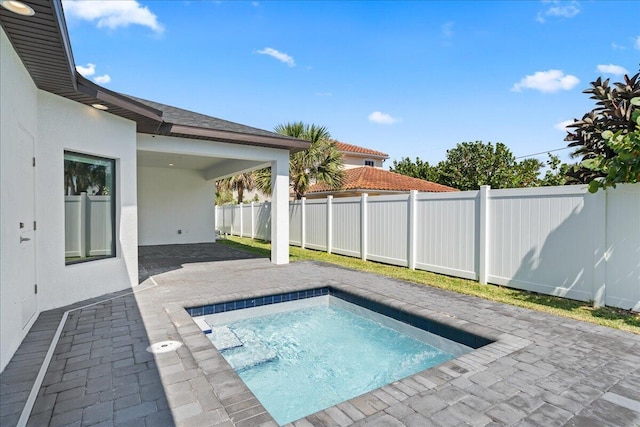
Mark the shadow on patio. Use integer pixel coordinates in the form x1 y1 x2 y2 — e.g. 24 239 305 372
138 242 263 283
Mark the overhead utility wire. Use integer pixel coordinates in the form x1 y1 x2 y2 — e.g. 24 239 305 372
515 146 573 160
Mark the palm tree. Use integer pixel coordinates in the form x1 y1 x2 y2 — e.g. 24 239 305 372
254 122 344 199
217 172 254 204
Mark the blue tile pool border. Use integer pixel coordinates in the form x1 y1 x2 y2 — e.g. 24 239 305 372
186 287 329 318
186 286 493 349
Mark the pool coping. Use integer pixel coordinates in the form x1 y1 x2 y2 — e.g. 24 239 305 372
166 281 532 426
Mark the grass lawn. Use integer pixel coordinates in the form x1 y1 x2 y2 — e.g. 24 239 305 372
219 235 640 335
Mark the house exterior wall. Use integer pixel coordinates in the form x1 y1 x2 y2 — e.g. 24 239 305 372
137 166 215 245
36 92 139 311
0 27 40 371
1 27 139 370
342 153 384 169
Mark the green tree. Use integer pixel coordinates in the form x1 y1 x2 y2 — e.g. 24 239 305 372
565 70 640 183
217 172 254 204
389 157 440 182
539 154 575 186
437 141 543 191
254 122 345 199
582 97 640 192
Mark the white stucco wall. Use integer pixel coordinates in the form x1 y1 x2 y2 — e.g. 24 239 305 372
36 92 139 312
0 27 40 371
137 167 215 245
342 153 384 169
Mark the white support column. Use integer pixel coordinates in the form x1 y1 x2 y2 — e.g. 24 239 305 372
250 202 255 239
270 154 290 264
361 193 368 261
478 185 490 284
301 197 306 249
327 195 333 254
408 190 418 270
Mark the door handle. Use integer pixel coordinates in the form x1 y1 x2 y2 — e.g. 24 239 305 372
20 237 31 243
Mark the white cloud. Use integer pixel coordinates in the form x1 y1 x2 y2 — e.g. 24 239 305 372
596 64 628 76
441 21 454 38
554 119 574 131
256 47 295 67
368 111 401 125
511 69 580 93
536 0 580 23
611 42 626 51
315 92 333 97
635 35 640 50
76 63 96 77
93 74 111 84
62 0 164 33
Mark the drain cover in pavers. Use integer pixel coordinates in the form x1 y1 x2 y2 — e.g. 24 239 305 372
146 340 182 354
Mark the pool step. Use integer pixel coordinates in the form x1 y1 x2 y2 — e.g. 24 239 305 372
223 343 277 371
208 326 243 351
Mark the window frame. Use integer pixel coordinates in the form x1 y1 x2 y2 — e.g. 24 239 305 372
64 151 117 265
364 159 375 167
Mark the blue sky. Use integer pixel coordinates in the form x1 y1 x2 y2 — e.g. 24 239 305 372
62 0 639 168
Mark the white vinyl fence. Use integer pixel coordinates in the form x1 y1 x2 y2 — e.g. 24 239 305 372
65 193 113 258
216 184 640 312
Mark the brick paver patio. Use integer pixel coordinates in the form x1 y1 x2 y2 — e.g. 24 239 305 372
1 242 639 426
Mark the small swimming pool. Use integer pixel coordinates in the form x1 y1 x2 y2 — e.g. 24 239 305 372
188 288 490 425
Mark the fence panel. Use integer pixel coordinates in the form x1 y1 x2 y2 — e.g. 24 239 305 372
487 186 597 302
64 195 112 257
305 200 327 250
331 197 361 258
367 195 409 266
254 202 271 241
65 196 82 257
605 184 640 311
289 201 303 246
86 196 112 256
241 204 252 237
231 205 241 234
415 192 478 279
219 206 233 234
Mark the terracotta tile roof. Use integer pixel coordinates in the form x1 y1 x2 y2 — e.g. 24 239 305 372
333 141 389 158
308 167 458 194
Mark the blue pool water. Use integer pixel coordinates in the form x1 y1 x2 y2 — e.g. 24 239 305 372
215 303 456 425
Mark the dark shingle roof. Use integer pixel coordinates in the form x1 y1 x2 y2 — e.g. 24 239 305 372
128 96 290 140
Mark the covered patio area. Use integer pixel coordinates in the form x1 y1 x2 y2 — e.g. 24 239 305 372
1 243 640 426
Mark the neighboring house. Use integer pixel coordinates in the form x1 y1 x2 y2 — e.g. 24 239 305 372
334 141 388 169
0 0 308 372
307 142 457 198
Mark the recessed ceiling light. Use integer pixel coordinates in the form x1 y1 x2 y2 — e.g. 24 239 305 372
168 163 174 166
91 103 108 111
0 1 35 16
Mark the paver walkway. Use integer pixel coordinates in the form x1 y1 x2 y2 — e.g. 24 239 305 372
1 242 639 426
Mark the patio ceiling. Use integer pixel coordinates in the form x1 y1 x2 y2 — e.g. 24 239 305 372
137 150 268 181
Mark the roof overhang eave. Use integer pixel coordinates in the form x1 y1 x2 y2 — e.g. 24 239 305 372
76 76 164 122
166 124 310 152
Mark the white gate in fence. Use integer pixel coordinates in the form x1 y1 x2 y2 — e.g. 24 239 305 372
216 184 640 312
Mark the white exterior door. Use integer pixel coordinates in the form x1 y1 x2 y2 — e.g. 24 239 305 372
17 125 37 328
